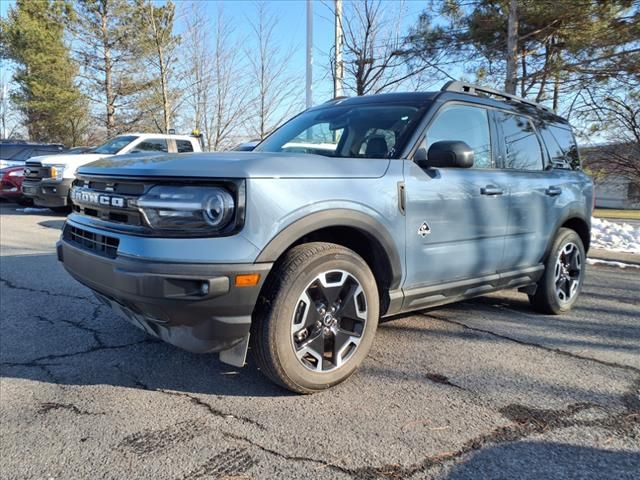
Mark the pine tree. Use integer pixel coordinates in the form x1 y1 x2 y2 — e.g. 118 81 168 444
0 0 87 145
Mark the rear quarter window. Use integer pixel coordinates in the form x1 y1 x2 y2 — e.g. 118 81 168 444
540 124 580 170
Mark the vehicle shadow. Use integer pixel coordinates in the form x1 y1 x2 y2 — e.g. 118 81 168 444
442 441 640 480
0 252 288 397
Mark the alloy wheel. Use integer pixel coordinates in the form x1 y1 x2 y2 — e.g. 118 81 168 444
554 242 582 303
291 270 367 372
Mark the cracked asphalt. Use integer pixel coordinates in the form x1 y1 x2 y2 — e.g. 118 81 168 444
1 202 639 480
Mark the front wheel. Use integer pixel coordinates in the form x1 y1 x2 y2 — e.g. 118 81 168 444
529 228 586 314
251 242 379 394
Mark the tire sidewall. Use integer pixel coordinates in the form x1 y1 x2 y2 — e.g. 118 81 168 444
269 250 379 391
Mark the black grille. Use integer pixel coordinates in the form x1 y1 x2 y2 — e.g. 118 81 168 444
63 225 119 258
71 177 147 227
24 161 50 181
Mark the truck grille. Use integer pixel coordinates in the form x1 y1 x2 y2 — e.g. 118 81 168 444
63 224 119 258
24 161 50 181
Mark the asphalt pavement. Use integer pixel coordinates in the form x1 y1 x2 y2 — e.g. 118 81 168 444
1 202 639 480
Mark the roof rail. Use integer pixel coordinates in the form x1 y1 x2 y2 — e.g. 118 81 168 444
441 81 551 112
324 96 349 104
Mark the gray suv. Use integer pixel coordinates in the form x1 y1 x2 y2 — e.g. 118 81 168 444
57 82 593 393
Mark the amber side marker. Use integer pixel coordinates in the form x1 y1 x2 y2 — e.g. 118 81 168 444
235 273 260 287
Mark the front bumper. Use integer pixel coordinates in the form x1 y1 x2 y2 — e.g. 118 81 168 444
23 178 72 207
57 238 271 354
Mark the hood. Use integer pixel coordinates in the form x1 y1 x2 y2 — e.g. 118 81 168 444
36 153 113 170
0 160 24 169
77 152 390 179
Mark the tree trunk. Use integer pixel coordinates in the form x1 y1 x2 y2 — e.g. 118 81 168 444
505 0 518 95
101 3 115 136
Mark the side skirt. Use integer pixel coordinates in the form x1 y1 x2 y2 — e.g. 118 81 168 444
384 265 544 317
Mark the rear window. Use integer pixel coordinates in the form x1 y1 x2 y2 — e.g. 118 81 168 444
176 140 194 153
496 112 544 171
540 124 580 170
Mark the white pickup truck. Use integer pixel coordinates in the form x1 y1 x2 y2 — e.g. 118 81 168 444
22 133 202 211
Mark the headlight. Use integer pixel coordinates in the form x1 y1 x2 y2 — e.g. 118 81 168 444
8 169 23 177
137 186 235 232
49 165 65 180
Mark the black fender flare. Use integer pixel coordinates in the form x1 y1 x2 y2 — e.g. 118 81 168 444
255 209 403 289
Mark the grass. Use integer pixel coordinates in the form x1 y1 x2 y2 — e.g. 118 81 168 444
593 208 640 220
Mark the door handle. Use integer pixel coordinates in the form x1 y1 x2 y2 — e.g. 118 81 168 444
545 186 562 196
481 185 504 196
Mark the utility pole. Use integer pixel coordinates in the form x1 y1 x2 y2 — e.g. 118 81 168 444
305 0 313 109
505 0 518 95
334 0 343 98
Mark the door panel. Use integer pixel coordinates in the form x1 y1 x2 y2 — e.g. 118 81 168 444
494 111 552 270
403 161 511 289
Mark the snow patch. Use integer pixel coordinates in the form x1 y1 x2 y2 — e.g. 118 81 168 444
15 207 51 213
591 217 640 254
587 258 640 269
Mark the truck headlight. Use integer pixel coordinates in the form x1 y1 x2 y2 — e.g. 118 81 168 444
49 165 65 180
137 186 235 232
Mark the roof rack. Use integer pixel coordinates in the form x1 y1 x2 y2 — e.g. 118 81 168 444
324 96 349 104
441 81 551 112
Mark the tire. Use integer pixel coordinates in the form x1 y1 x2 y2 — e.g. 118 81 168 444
251 242 379 394
529 228 586 315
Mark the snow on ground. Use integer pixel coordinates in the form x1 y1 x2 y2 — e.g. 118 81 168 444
591 217 640 254
15 207 51 213
587 258 640 269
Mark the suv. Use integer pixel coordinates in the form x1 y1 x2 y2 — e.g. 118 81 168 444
57 82 592 393
22 133 202 211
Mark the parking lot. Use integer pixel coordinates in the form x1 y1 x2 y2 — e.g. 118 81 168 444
1 202 638 480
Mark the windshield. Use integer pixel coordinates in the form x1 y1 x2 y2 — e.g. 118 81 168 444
254 104 426 158
92 135 138 154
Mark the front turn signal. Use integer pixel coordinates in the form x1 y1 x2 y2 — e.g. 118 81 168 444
235 273 260 287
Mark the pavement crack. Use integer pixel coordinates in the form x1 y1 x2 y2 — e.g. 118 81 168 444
38 402 105 416
159 390 267 431
0 339 155 369
0 276 90 301
424 372 465 390
424 313 640 375
222 431 353 476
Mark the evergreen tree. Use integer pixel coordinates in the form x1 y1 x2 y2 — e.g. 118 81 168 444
0 0 87 145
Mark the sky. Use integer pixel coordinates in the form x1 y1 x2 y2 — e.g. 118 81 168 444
0 0 432 106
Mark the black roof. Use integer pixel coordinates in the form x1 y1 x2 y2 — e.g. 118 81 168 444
318 82 568 125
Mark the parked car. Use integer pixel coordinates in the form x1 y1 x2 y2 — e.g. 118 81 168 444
22 133 202 212
57 82 593 393
0 165 29 204
0 141 66 203
0 141 64 169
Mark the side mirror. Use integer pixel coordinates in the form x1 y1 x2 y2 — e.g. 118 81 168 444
416 141 474 169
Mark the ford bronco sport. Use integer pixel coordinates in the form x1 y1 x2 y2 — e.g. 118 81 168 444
57 82 593 393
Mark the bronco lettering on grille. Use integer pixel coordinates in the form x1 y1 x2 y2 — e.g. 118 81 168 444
72 188 127 208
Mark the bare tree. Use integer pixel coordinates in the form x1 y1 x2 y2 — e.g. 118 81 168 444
181 2 211 136
73 0 150 137
338 0 432 96
135 0 179 133
245 2 302 140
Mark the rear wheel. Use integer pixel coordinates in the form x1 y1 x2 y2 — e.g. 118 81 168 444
529 228 585 314
251 242 379 394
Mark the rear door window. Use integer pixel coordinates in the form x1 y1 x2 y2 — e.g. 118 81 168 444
134 138 168 153
495 112 544 171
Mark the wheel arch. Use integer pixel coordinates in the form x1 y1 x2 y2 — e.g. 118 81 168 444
560 216 591 253
255 209 403 315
